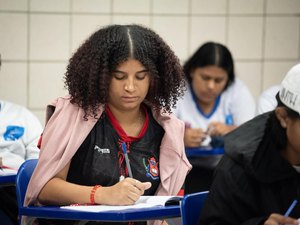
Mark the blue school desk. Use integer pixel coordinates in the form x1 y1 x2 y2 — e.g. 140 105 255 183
185 147 224 157
17 159 181 223
0 174 16 185
20 205 181 222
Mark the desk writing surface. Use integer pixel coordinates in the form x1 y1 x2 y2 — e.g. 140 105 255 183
61 195 181 212
0 167 17 176
0 167 17 185
22 205 180 222
0 174 16 185
185 147 224 157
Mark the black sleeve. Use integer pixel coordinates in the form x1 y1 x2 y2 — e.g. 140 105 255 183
198 155 267 225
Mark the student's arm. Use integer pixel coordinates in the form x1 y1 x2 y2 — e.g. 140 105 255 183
184 127 207 147
207 122 237 136
22 108 43 159
38 161 151 206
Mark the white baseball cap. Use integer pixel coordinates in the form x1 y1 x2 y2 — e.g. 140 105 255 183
279 63 300 115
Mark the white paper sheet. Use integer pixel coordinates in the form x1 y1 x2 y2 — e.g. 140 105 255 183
61 196 179 212
0 168 17 176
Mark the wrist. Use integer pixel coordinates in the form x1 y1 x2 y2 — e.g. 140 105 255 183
90 185 101 205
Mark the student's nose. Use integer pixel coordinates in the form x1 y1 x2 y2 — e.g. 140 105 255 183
207 80 216 90
124 77 136 92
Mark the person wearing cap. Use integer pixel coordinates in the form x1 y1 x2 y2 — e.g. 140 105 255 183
199 63 300 225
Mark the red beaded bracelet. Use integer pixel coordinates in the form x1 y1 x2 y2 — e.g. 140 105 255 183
90 185 101 205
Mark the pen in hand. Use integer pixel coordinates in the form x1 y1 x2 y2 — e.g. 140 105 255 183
206 125 215 136
284 199 298 217
121 142 133 178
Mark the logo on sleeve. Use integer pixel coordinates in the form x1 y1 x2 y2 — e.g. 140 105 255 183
4 126 25 141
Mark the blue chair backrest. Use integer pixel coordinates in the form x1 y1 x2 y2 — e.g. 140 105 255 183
15 159 38 207
181 191 209 225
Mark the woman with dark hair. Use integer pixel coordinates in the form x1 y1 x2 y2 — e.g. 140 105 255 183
174 42 255 193
199 64 300 225
24 24 192 225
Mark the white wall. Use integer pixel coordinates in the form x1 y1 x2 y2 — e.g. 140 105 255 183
0 0 299 125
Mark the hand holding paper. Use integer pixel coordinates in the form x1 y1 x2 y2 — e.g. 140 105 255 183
184 128 207 147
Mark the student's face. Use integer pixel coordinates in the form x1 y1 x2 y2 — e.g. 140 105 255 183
285 117 300 156
108 59 150 111
190 65 228 105
276 107 300 163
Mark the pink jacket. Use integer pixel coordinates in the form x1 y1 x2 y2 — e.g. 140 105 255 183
25 96 191 222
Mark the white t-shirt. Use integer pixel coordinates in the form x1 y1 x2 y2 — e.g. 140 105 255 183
174 78 255 131
173 79 255 169
256 85 281 115
0 100 43 169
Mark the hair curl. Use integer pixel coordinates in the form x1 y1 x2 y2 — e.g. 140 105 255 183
64 24 185 118
183 42 235 90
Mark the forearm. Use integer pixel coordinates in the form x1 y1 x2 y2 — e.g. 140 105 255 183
38 177 151 206
38 177 93 206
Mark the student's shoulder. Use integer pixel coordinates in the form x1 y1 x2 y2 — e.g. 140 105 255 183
152 107 185 129
1 100 23 110
175 86 193 107
224 78 253 99
229 78 248 90
48 95 83 113
1 100 33 115
50 95 72 106
260 85 281 98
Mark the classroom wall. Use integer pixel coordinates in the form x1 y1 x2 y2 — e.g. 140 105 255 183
0 0 300 125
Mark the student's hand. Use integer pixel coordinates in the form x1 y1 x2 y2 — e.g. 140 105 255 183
263 213 298 225
95 178 151 205
207 122 236 136
184 128 207 147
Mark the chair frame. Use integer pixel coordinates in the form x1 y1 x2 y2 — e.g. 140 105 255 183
180 191 209 225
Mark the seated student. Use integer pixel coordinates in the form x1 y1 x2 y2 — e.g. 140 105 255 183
24 24 192 225
0 54 42 170
0 99 42 169
173 42 255 193
199 63 300 225
0 55 43 225
256 84 281 115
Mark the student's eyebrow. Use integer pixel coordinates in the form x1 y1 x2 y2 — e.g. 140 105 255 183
136 69 149 74
113 69 149 74
112 70 126 74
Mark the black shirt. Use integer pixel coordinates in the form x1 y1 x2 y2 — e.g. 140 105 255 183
66 106 164 225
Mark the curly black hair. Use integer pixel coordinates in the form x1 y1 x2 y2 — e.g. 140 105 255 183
64 24 185 118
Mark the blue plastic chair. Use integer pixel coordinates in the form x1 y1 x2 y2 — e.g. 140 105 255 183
15 159 38 224
180 191 209 225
